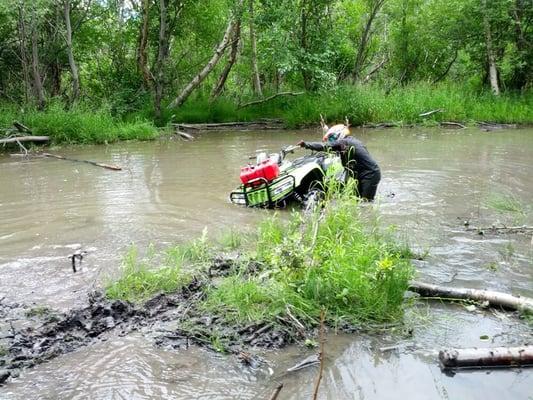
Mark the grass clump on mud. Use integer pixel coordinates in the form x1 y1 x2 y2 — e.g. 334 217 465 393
204 184 414 327
108 182 414 332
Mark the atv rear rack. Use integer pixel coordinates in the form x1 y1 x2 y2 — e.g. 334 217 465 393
230 174 296 208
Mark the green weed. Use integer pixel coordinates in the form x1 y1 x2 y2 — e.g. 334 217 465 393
25 306 52 318
105 245 193 302
204 183 415 326
486 192 526 215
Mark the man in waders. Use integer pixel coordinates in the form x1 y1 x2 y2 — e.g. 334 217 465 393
298 118 381 201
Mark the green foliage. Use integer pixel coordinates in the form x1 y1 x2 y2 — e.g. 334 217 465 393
486 192 527 215
0 102 158 144
204 183 415 326
25 306 52 318
106 245 193 303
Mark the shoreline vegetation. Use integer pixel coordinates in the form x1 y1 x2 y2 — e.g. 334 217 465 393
1 84 532 146
107 181 415 329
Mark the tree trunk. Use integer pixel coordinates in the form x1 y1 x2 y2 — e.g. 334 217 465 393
30 7 45 109
353 0 384 81
64 0 80 102
17 6 31 103
168 3 241 109
249 0 262 96
211 19 241 100
299 3 312 90
439 346 533 370
409 281 533 313
138 0 152 88
482 0 500 95
154 0 170 120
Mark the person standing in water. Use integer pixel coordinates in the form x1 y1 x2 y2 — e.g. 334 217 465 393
298 117 381 201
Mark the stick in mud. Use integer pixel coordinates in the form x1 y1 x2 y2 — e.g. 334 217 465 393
268 383 284 400
312 309 326 400
42 153 122 171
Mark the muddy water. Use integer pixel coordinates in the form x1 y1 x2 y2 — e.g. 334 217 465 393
1 127 532 399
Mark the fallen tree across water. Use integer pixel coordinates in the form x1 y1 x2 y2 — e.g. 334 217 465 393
409 281 533 313
439 346 533 370
42 153 122 171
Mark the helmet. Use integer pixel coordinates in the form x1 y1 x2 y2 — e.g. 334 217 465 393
322 124 349 143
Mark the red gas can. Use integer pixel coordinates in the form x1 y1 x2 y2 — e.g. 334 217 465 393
240 158 280 186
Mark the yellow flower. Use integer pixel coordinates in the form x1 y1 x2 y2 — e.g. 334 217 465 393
377 257 394 271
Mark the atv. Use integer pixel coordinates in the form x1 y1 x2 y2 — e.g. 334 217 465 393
229 145 344 208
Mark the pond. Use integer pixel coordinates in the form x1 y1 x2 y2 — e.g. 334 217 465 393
1 127 532 399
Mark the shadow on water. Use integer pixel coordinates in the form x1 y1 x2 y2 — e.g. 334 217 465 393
1 127 532 399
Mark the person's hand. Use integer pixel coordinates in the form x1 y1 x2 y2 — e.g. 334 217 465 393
297 140 305 147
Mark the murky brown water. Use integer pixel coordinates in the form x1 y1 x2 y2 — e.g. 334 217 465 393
1 127 532 399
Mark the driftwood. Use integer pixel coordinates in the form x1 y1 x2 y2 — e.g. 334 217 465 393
466 225 533 234
175 130 195 141
0 135 49 145
42 153 122 171
312 309 326 400
238 91 304 109
362 122 401 129
13 121 32 133
478 122 517 131
419 109 443 117
268 384 284 400
409 281 533 313
174 120 284 132
440 121 466 129
439 346 533 370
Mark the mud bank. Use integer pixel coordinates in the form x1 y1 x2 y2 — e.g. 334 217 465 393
0 259 311 385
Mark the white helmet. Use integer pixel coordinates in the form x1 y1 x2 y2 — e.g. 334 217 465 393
322 124 349 143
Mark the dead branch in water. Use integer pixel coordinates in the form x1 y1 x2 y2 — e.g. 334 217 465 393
238 91 304 109
440 121 466 129
268 383 284 400
466 225 533 234
409 281 533 313
42 153 122 171
0 135 49 145
312 309 326 400
175 130 195 140
439 346 533 370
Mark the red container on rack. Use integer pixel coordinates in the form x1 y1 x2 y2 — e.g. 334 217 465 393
240 158 280 186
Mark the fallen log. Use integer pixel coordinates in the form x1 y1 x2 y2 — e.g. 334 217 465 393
440 121 466 129
268 383 284 400
174 119 284 132
466 226 533 234
409 281 533 313
175 130 195 140
0 135 49 145
439 346 533 370
42 153 122 171
419 109 443 117
13 121 32 133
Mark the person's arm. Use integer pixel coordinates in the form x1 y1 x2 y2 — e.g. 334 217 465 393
298 141 329 151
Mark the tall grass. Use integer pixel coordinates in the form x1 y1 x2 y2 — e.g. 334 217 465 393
171 83 533 127
203 181 415 326
107 182 414 326
0 102 159 145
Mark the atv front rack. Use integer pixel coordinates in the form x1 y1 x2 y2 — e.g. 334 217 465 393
230 174 296 208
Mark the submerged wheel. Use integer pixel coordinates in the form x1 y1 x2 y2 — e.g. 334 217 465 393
302 188 324 214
